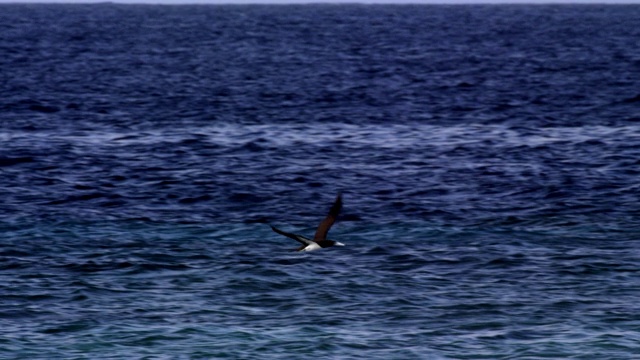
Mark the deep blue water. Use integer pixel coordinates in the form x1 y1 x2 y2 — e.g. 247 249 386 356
1 3 640 359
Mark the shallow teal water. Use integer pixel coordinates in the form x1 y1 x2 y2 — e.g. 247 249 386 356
2 221 639 359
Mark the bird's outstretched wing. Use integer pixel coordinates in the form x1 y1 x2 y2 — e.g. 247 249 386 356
271 226 314 246
313 193 342 241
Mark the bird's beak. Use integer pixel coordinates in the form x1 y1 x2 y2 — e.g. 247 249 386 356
335 242 345 246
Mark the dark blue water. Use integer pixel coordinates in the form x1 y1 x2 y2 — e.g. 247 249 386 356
1 4 640 359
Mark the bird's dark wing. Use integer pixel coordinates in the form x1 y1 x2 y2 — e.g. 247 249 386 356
313 192 342 241
271 226 313 246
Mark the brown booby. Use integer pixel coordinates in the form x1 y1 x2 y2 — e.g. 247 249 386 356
271 193 344 252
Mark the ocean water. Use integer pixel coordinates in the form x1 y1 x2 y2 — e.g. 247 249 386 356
1 3 640 359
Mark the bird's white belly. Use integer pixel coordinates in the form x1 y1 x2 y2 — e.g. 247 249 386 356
301 243 322 252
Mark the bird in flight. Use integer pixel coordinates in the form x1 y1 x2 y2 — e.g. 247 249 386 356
271 193 344 252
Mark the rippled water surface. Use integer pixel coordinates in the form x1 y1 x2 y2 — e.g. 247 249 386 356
1 4 640 359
